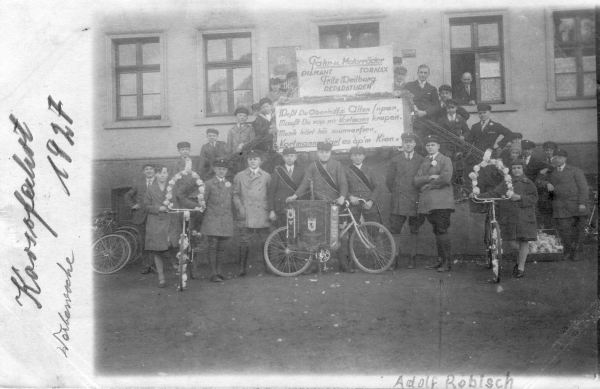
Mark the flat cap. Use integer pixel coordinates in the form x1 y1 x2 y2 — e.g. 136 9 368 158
438 84 452 93
317 142 333 151
349 146 366 155
477 103 492 112
282 147 297 155
512 132 523 140
286 71 298 79
213 159 229 168
177 141 191 149
445 98 458 107
424 135 440 145
246 150 262 158
234 107 249 116
206 128 219 135
543 141 558 150
521 140 536 150
259 97 272 107
401 132 420 142
554 149 568 157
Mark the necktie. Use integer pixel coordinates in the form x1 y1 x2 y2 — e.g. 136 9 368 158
481 120 485 129
288 168 292 175
430 155 434 161
466 85 470 94
147 180 151 187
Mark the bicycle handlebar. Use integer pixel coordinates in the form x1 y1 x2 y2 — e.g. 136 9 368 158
471 196 508 203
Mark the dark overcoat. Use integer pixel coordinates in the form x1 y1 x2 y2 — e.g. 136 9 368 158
537 164 589 219
200 176 235 237
346 163 383 214
480 175 538 241
405 80 440 116
466 120 513 152
267 164 305 213
453 83 477 105
233 168 272 228
124 178 157 224
386 152 425 216
414 153 455 213
197 141 230 177
295 159 348 202
144 183 183 251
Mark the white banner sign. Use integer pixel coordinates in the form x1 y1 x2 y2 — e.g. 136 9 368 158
296 46 393 97
275 99 404 151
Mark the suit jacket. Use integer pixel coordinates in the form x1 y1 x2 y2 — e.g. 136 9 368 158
466 120 513 152
414 153 455 213
200 176 235 237
537 164 589 218
386 152 425 216
453 83 477 105
124 178 157 224
267 164 305 213
227 123 255 154
346 164 383 204
197 141 230 178
295 159 348 202
233 168 271 228
436 115 470 139
523 155 547 182
143 183 183 251
252 114 276 151
405 80 440 116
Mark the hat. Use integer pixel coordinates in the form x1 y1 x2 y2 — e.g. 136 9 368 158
445 99 458 107
317 142 333 151
259 97 272 107
246 150 261 158
206 128 219 135
543 141 558 151
512 132 523 140
177 141 191 149
510 142 522 154
142 162 155 170
234 107 249 116
401 132 419 142
349 146 366 155
394 65 407 75
438 84 452 93
424 135 440 145
286 71 298 79
477 104 492 112
521 140 536 150
554 149 568 157
282 147 297 155
213 159 229 168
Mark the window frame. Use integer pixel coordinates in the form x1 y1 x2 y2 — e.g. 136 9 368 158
442 10 517 113
545 7 597 110
203 32 254 118
104 32 171 130
318 22 380 49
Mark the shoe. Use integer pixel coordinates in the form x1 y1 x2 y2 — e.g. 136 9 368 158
141 267 152 274
436 259 451 272
158 282 166 288
210 275 222 282
407 256 416 269
217 274 229 280
425 259 443 270
515 270 525 278
513 264 518 277
388 256 399 271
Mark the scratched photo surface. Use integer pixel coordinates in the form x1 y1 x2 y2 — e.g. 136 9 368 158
1 0 598 388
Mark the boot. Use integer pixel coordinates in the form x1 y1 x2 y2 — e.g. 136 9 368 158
407 256 416 269
425 236 444 270
261 243 273 274
407 233 418 269
236 245 249 277
437 234 452 272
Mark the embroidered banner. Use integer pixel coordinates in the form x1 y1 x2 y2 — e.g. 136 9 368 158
295 200 329 252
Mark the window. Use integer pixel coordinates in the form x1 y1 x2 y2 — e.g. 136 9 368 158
114 37 162 120
204 33 253 116
450 16 504 104
319 23 379 49
553 10 596 100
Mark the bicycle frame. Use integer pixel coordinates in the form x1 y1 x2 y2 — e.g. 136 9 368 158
338 199 373 249
168 206 204 291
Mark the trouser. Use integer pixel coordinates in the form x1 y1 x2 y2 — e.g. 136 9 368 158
207 235 229 276
275 211 290 229
135 222 151 268
389 214 425 257
555 216 586 253
337 204 380 270
152 246 178 283
425 209 454 261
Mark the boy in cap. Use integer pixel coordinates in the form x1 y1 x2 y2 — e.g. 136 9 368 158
386 132 426 269
435 85 470 121
267 147 305 228
393 65 408 92
521 140 546 181
542 141 558 167
414 135 455 272
337 146 384 272
537 149 589 261
233 150 272 276
227 107 255 158
285 71 299 99
266 78 286 105
436 98 470 143
252 98 277 147
466 104 513 157
171 141 200 193
124 163 157 274
201 159 235 282
198 128 230 178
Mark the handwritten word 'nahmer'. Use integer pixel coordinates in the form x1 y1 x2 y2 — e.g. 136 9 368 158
9 96 75 309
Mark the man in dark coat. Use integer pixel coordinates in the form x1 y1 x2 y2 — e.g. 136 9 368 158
197 128 230 179
433 85 470 122
405 64 439 145
436 99 470 153
521 140 546 181
267 148 305 228
453 72 477 106
337 146 384 273
537 149 590 261
386 132 426 269
466 104 513 158
124 163 157 274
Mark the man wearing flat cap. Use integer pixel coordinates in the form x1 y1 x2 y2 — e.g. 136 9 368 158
386 132 426 270
171 141 200 192
414 135 455 272
542 141 558 166
535 141 559 228
233 150 273 276
198 128 231 178
436 99 470 145
227 107 255 164
393 65 408 92
466 104 513 158
520 140 545 182
536 149 589 261
285 71 299 99
267 147 306 228
201 159 235 282
434 85 470 121
337 146 384 273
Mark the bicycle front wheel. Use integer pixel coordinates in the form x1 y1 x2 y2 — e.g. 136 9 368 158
264 227 312 276
490 222 503 283
116 227 141 263
93 234 131 274
350 222 396 273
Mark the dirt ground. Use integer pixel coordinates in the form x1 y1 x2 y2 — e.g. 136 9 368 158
95 240 598 379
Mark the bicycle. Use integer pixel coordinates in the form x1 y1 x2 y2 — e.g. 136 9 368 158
167 206 204 291
472 196 507 283
264 199 395 276
585 190 598 242
92 211 143 273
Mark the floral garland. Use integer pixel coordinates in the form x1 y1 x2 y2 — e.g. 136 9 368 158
164 157 206 211
469 149 514 197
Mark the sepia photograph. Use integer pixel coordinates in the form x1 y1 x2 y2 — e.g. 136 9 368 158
1 0 598 387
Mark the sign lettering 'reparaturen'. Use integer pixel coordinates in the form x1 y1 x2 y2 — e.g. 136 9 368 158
275 99 404 151
296 46 393 97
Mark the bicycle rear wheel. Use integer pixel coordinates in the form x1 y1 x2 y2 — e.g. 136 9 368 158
115 229 139 264
264 227 312 276
490 221 503 283
350 222 396 273
93 233 131 274
116 227 142 263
